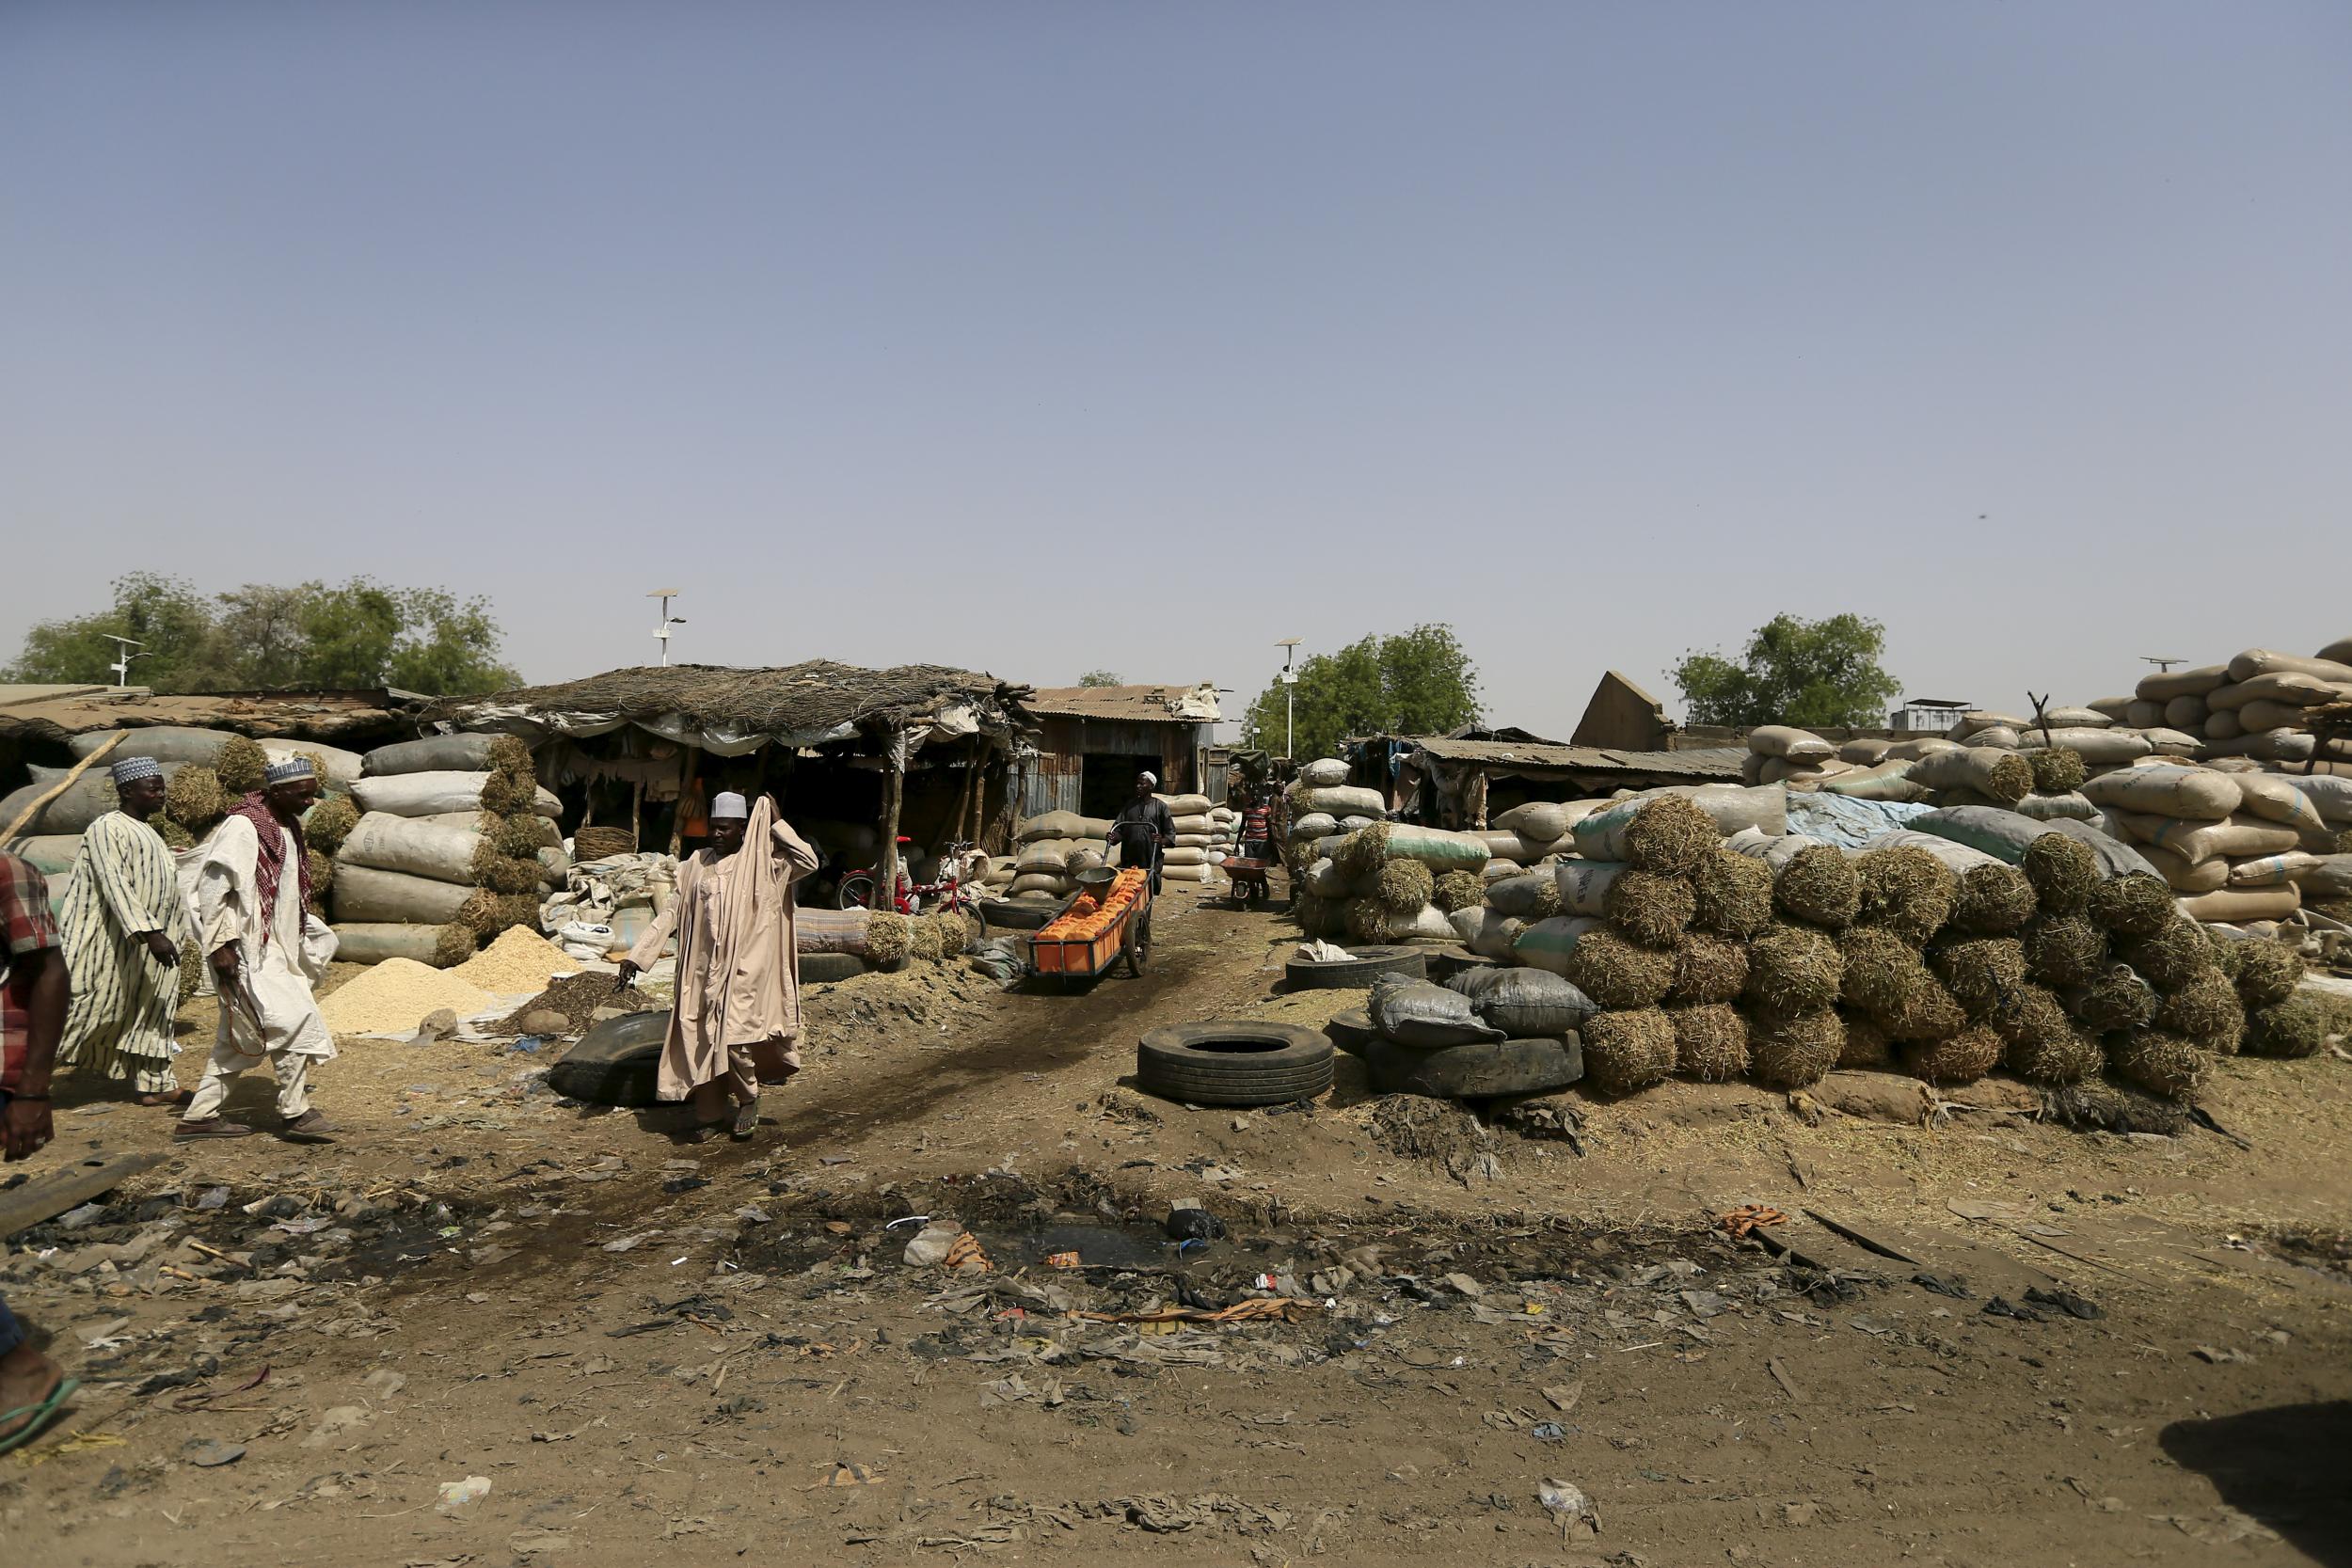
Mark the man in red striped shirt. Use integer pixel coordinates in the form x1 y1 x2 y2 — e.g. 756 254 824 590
1 849 78 1454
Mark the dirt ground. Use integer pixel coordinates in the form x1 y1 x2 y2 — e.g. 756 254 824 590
6 885 2350 1567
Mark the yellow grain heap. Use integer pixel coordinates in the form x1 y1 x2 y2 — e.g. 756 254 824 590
449 924 576 993
320 959 497 1035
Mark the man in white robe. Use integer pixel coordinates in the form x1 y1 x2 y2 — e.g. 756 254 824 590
56 756 193 1105
174 757 341 1142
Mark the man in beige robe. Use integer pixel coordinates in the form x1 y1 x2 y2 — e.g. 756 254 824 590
618 791 818 1142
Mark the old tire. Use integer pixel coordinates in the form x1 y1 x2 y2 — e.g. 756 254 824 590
1422 945 1496 986
1283 945 1426 990
1366 1035 1584 1100
547 1010 670 1108
798 951 867 984
1327 1008 1377 1056
980 898 1055 931
1136 1021 1334 1106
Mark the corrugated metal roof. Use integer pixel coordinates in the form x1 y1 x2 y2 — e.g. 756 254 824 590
1027 683 1220 723
1404 736 1744 779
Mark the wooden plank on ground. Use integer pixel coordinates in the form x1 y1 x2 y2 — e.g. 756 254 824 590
0 1150 167 1240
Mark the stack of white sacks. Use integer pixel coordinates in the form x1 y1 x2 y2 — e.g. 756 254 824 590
989 792 1237 899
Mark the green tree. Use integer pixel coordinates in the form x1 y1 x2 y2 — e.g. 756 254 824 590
3 575 521 696
1239 625 1481 762
1671 612 1902 729
1076 669 1122 688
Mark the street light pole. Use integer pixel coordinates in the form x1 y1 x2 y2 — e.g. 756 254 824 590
1276 638 1302 761
648 589 686 666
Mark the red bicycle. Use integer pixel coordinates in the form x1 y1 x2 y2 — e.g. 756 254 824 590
837 838 990 936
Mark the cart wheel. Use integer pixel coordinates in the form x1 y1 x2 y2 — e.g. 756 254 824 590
964 897 990 944
1123 916 1149 977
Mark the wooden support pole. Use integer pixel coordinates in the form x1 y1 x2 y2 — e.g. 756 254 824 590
669 747 695 857
875 728 904 903
2 732 123 842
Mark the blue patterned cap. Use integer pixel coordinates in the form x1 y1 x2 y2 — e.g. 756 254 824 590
110 755 165 786
263 756 317 785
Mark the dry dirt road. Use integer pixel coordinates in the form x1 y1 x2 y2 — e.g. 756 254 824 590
6 885 2349 1567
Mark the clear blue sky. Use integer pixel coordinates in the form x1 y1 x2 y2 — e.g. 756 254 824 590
5 3 2346 739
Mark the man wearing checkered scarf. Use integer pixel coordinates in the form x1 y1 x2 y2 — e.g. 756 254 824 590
175 756 342 1143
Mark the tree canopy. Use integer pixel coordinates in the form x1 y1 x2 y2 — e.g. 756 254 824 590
1240 625 1481 763
4 573 522 697
1075 669 1122 688
1670 612 1901 729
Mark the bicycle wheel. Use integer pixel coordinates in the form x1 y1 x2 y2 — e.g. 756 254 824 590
962 895 990 943
836 875 876 911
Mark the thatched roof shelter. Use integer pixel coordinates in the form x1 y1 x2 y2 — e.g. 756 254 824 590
431 662 1035 756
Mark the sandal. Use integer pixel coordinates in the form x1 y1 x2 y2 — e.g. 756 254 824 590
685 1121 723 1145
136 1089 194 1109
730 1099 760 1141
0 1371 79 1457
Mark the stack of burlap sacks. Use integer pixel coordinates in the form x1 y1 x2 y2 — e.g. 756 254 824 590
1441 793 2331 1106
2121 642 2352 766
326 734 572 967
993 793 1235 901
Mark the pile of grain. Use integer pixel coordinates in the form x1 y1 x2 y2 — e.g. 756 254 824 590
499 970 625 1032
321 958 497 1035
449 924 578 993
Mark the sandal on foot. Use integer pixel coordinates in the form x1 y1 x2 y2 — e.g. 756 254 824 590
173 1118 257 1141
136 1089 194 1109
0 1374 79 1457
730 1100 760 1141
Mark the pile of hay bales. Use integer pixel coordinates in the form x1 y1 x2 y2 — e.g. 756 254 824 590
328 734 564 962
1440 793 2338 1109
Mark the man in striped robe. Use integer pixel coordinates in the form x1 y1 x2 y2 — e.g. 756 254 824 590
56 756 193 1107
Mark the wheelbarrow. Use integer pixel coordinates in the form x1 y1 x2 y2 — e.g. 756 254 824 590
1220 856 1273 906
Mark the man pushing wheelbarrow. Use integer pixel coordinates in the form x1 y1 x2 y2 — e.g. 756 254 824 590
1106 771 1175 895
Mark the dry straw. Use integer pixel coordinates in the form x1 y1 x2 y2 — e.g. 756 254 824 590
2020 834 2096 914
2005 1015 2105 1085
304 794 359 857
864 911 911 965
2028 748 2088 795
1622 796 1717 876
1772 845 1860 928
2243 997 2329 1058
1374 858 1435 914
2022 916 2106 990
2233 942 2304 1009
1836 928 1933 1020
165 765 227 833
1852 845 1957 945
2071 966 2157 1032
1565 929 1678 1008
1743 924 1843 1015
1906 1024 2003 1086
1882 974 1968 1043
1604 870 1696 947
1930 935 2027 1014
1669 1005 1749 1083
1951 864 2038 934
1689 847 1774 938
2087 872 2174 938
1749 1009 1844 1088
1581 1008 1678 1095
433 924 480 968
2111 1028 2206 1101
1432 870 1486 913
2123 918 2217 993
1836 1009 1894 1069
1669 932 1749 1006
2156 972 2246 1053
214 736 268 798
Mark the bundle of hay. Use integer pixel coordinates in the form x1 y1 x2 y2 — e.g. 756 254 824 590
2020 834 2097 915
1836 1010 1895 1068
2111 1029 2206 1101
2154 972 2246 1053
1432 869 1486 913
1772 845 1860 928
1836 928 1933 1020
2242 996 2329 1058
1749 1009 1843 1088
1906 1023 2003 1086
1332 825 1389 881
865 911 912 966
1618 796 1718 876
154 816 195 850
1583 1008 1677 1094
2022 915 2106 989
1603 870 1695 947
2071 966 2158 1032
433 923 481 968
1563 929 1677 1008
1881 975 1968 1043
305 794 360 857
2122 919 2217 992
573 826 637 862
1743 925 1843 1015
923 910 974 958
1374 858 1435 914
1851 844 1957 946
1670 1005 1749 1083
1670 932 1749 1006
2028 748 2088 796
214 736 269 798
2003 1006 2104 1085
2233 942 2304 1008
305 849 334 916
1950 864 2037 934
165 766 229 836
904 914 945 963
2086 872 2174 939
470 837 547 895
1689 847 1774 938
1929 935 2027 1014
